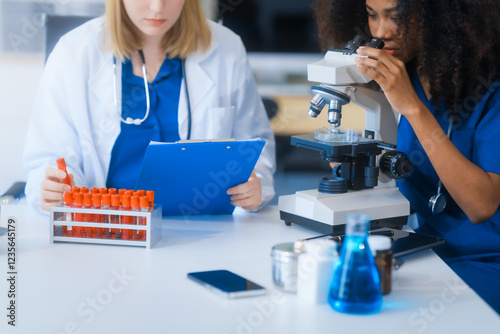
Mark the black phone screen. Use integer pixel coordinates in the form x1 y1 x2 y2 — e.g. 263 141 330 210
187 270 266 297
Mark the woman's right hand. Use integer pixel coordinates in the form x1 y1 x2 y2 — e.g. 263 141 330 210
40 167 73 211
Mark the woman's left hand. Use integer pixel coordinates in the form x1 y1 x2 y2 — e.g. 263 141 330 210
227 170 262 211
355 46 423 117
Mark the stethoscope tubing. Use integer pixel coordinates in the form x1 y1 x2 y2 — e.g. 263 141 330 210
112 50 191 139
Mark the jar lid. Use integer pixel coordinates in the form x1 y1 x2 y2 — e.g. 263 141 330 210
271 242 300 262
368 235 393 255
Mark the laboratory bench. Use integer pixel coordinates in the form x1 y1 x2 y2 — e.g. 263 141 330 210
0 203 499 334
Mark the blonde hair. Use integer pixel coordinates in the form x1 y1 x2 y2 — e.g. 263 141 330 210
105 0 211 61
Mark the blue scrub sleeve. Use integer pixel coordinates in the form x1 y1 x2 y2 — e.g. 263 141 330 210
473 91 500 175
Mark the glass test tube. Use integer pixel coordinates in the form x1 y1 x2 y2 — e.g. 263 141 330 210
111 194 121 239
121 195 132 240
131 196 140 240
92 194 102 238
102 194 111 239
63 191 74 237
140 196 149 241
83 193 92 238
73 193 84 238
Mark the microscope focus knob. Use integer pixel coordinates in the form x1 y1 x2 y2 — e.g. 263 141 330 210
379 151 411 179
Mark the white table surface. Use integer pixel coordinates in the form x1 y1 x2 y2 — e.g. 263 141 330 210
0 204 499 334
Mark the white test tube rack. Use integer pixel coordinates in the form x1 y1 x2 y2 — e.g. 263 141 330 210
49 203 162 249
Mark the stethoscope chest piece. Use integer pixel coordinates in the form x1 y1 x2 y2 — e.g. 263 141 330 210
428 192 447 215
428 118 455 215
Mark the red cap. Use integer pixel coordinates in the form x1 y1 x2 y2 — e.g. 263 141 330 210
56 158 67 170
136 190 146 197
125 190 134 197
108 188 117 195
111 194 120 207
81 187 89 194
122 195 131 208
90 187 99 194
131 196 140 208
118 189 126 196
74 193 83 205
102 194 111 206
83 193 92 205
146 190 154 203
99 188 108 195
140 196 149 208
64 192 73 205
72 187 80 193
92 194 101 206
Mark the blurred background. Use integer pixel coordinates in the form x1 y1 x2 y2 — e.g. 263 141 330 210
0 0 365 204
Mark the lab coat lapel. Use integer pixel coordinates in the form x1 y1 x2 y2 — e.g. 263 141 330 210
88 55 118 118
185 59 214 110
179 36 218 137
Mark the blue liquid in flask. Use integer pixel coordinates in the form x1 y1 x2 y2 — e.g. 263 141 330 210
328 214 382 314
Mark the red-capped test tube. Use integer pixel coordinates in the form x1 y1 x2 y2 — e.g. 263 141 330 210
102 194 111 239
56 158 72 187
80 187 89 194
121 195 132 240
131 196 141 240
110 194 121 239
146 190 155 209
73 193 84 238
63 192 74 237
92 194 102 238
83 193 92 238
140 196 149 241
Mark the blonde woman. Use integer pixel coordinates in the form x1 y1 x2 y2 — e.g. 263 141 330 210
24 0 275 213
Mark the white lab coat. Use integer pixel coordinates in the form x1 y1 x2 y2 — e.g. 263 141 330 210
24 18 276 212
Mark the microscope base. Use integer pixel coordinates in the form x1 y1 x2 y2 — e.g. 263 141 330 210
278 187 410 235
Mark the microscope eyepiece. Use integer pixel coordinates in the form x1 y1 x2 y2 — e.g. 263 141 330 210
365 37 385 49
344 34 366 54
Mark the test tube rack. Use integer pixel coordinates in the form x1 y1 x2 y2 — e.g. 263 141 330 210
49 203 162 249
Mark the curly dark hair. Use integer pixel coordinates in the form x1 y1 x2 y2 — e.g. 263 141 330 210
312 0 500 113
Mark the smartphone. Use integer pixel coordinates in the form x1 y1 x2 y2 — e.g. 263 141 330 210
187 270 267 299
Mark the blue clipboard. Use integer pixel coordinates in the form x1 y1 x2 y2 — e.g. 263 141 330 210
135 139 265 216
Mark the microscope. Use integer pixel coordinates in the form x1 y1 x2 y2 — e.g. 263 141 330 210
278 35 411 234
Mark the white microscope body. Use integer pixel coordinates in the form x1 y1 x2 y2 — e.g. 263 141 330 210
278 47 410 234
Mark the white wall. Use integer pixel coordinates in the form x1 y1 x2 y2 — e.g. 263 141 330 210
0 55 44 194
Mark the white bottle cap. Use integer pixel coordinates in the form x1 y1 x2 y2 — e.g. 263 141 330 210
305 239 338 258
368 235 392 256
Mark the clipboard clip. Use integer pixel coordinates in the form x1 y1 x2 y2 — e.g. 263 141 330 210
176 138 236 144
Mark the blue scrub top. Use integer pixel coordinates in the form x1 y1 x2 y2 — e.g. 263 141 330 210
106 56 182 190
397 70 500 313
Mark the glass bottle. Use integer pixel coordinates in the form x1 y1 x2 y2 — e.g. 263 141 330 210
368 235 393 295
328 213 382 314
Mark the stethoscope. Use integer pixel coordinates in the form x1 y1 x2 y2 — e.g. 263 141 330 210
428 118 454 215
112 50 192 139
